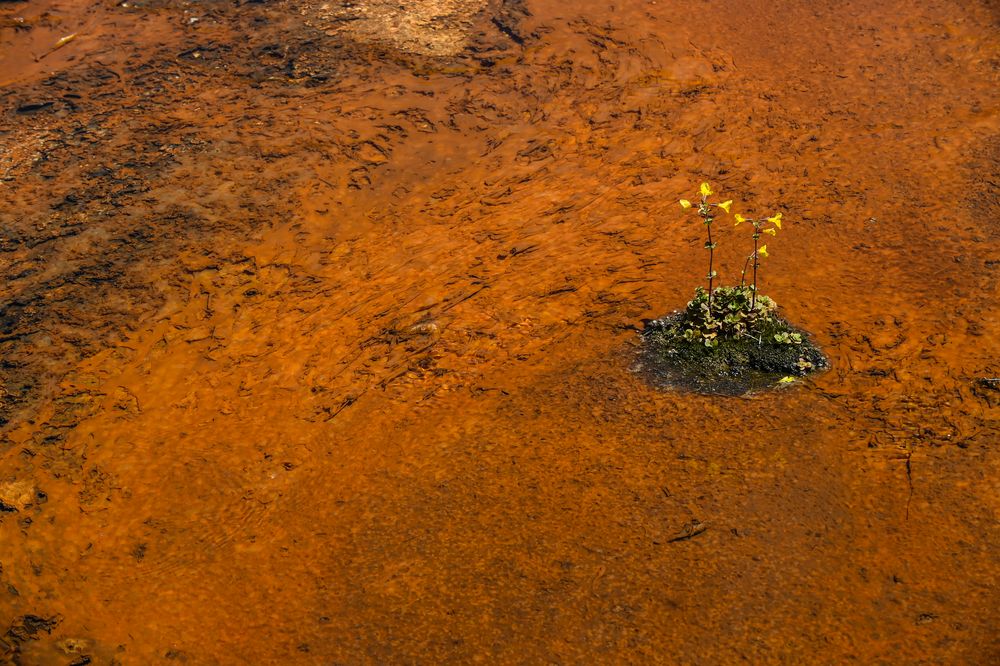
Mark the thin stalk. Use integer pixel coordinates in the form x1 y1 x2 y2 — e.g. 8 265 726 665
706 218 715 312
700 195 714 315
751 225 759 309
740 216 756 287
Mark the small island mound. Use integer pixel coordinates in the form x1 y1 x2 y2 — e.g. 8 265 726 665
636 181 827 395
639 286 827 395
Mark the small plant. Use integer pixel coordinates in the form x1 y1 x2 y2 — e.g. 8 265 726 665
675 181 790 347
642 185 827 394
734 211 782 308
679 183 731 315
651 180 825 374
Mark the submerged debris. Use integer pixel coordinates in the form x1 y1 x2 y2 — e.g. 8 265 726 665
973 377 1000 407
2 614 60 661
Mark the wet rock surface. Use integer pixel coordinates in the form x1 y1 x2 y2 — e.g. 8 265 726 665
303 0 493 56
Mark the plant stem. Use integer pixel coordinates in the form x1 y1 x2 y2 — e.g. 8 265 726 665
700 195 713 315
706 217 714 312
741 254 752 287
751 227 759 309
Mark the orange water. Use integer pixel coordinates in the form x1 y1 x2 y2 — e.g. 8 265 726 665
1 0 998 662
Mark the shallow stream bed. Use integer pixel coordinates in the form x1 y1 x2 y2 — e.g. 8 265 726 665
1 0 999 662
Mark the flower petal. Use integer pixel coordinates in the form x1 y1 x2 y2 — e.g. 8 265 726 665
699 182 713 197
679 199 692 209
758 244 769 257
767 212 783 228
717 200 732 214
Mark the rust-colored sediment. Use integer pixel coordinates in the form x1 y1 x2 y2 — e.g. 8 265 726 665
1 0 999 662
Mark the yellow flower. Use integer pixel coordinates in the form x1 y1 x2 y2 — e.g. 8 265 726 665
764 228 777 235
717 200 732 214
767 212 783 229
699 182 713 197
679 199 692 209
758 245 769 257
734 213 747 226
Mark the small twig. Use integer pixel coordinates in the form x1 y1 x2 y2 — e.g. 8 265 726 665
667 520 707 543
36 33 77 61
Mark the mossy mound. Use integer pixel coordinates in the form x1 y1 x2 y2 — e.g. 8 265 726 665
636 287 827 395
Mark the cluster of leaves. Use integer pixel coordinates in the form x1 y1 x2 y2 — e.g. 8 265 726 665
665 285 803 348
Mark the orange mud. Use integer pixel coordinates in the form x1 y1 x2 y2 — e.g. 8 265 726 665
1 0 999 663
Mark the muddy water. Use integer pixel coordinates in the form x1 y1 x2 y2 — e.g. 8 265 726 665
1 0 999 662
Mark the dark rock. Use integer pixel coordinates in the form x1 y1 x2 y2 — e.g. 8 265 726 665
637 312 828 396
5 614 59 644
